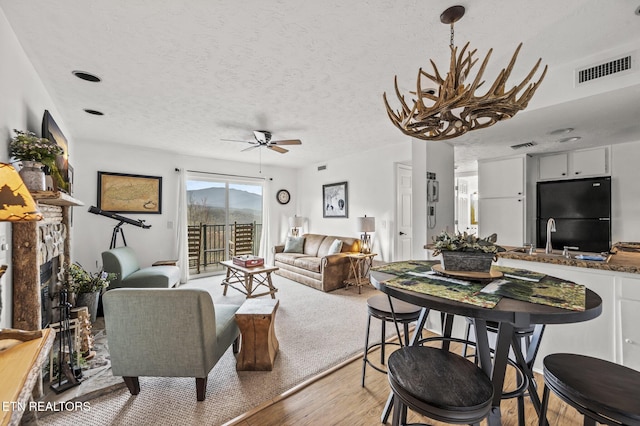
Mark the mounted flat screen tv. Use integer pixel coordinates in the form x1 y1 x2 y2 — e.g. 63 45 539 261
42 110 70 193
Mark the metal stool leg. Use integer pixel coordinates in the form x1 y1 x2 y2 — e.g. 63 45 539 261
362 313 373 387
381 320 386 365
538 384 550 426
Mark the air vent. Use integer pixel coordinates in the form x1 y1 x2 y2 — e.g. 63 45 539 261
577 55 632 84
317 165 327 171
510 141 537 150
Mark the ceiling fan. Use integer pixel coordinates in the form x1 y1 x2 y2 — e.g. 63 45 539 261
222 130 302 154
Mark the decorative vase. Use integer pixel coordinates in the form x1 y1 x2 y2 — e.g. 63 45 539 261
440 251 495 272
75 291 100 323
18 160 45 191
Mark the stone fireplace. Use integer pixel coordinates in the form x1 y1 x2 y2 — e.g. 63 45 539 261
12 192 82 330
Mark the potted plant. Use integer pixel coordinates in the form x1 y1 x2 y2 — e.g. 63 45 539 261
66 263 115 322
431 231 505 272
9 129 63 191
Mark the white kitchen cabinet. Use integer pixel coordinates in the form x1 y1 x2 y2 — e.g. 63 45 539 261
478 157 524 198
538 147 609 180
571 147 608 177
539 153 568 180
619 276 640 371
478 197 524 246
478 156 525 246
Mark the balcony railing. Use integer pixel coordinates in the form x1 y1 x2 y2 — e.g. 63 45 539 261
188 222 262 274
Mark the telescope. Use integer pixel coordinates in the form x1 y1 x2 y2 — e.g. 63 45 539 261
88 206 151 248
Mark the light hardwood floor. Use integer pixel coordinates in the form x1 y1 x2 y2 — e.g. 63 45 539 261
229 332 585 426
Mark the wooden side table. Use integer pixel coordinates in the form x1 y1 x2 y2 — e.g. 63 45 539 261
235 299 279 371
220 260 278 299
152 259 178 266
344 253 377 293
0 329 55 426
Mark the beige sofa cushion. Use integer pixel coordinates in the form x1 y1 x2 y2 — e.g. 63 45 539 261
303 234 326 256
294 256 321 273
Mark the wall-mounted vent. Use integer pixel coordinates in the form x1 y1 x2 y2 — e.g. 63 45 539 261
576 55 633 84
317 164 327 171
510 141 537 150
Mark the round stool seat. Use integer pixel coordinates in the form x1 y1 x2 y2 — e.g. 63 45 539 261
368 294 422 319
543 353 640 425
388 346 494 424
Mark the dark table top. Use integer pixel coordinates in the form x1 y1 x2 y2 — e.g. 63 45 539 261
370 267 603 328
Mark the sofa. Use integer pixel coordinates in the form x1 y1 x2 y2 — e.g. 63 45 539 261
102 247 181 290
273 233 360 292
103 288 240 401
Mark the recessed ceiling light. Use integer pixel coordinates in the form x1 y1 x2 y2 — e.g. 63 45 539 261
72 70 101 82
84 109 104 116
558 136 581 143
549 127 574 135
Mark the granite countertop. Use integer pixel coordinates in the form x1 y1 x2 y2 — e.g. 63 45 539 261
497 249 640 275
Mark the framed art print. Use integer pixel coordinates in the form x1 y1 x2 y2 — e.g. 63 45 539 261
97 171 162 213
323 181 348 218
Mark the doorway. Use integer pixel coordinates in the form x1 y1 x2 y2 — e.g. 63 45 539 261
455 175 478 235
395 163 413 261
186 176 263 276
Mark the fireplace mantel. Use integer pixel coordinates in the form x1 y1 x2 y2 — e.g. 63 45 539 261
12 191 83 331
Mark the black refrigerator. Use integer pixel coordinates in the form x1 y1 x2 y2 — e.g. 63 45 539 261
536 177 611 253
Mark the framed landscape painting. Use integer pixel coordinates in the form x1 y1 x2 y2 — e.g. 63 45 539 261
323 181 348 218
97 171 162 213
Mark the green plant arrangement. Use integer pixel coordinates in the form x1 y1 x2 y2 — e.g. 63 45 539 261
431 231 506 256
66 263 115 294
9 129 63 164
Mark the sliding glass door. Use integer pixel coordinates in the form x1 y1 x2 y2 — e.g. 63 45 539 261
186 176 263 276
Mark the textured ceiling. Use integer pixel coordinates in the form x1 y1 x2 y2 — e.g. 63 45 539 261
2 0 640 171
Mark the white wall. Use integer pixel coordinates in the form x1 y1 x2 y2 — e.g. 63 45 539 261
294 141 411 262
0 9 71 328
72 141 299 272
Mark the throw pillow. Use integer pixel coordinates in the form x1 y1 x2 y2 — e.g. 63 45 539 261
327 239 343 255
284 236 305 253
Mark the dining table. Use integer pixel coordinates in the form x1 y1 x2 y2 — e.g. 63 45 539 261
369 260 603 426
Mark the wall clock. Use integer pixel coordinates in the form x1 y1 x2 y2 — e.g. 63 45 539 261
277 189 290 205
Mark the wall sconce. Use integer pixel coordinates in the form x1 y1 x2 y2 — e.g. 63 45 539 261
357 215 375 254
289 215 304 237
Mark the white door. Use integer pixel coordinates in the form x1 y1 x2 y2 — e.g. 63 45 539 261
396 164 412 260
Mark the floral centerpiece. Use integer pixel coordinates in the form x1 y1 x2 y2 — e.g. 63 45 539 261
432 231 505 272
10 129 63 164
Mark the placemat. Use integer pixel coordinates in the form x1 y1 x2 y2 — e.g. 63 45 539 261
373 261 586 311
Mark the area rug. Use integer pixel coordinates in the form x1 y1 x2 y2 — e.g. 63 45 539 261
30 274 386 426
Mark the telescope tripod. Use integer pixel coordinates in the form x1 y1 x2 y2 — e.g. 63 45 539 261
110 221 127 249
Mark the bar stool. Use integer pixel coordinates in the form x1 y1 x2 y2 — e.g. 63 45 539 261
539 353 640 425
388 345 494 425
463 318 543 426
361 294 422 387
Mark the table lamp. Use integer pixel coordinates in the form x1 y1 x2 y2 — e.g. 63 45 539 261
0 163 43 341
289 215 304 237
357 215 375 254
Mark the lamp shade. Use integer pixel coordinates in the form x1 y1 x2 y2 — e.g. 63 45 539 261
357 216 375 233
0 163 43 222
289 215 304 227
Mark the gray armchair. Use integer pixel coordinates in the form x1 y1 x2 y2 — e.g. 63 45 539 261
103 288 240 401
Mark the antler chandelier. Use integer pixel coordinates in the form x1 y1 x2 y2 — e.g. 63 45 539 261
383 5 547 141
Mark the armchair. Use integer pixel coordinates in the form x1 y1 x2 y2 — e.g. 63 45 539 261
103 288 240 401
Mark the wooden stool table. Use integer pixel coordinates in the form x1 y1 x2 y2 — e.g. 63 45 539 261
221 260 278 298
235 299 280 371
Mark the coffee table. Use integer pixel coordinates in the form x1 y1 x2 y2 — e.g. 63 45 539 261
235 298 280 371
220 260 278 298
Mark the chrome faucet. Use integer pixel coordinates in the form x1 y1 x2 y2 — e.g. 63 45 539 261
545 218 556 254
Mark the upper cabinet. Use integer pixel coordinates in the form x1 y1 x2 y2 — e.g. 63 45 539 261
478 156 524 198
539 147 609 181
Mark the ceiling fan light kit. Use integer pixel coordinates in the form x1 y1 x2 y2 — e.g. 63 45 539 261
383 5 547 141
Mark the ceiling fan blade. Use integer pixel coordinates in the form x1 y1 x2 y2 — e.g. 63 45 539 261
270 139 302 145
221 138 254 143
268 145 288 154
241 145 261 152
